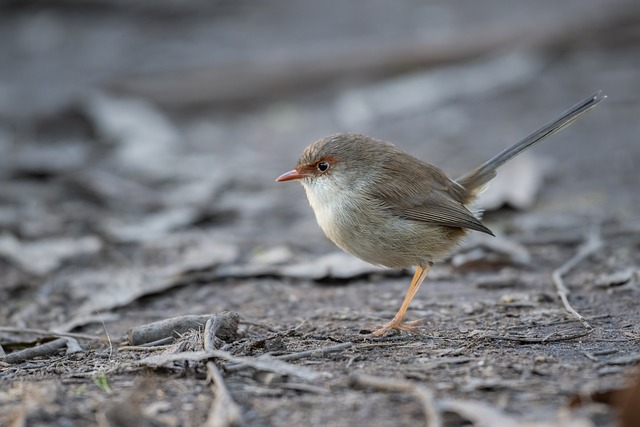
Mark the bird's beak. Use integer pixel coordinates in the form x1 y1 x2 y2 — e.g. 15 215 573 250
276 169 306 182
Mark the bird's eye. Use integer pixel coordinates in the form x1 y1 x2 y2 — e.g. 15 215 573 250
317 161 330 172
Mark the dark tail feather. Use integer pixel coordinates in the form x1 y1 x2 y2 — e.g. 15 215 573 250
456 91 606 195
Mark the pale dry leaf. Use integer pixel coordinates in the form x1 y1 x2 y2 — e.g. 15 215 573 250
334 52 544 127
0 233 102 276
593 268 637 289
63 239 238 323
102 207 199 243
143 232 240 270
279 252 387 280
477 153 544 211
84 93 180 179
453 233 531 267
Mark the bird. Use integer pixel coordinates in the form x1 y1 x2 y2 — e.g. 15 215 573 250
276 91 605 336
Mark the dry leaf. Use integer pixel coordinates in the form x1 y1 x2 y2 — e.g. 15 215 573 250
334 52 544 127
278 252 387 280
477 153 544 211
102 207 200 243
0 234 102 276
84 93 180 179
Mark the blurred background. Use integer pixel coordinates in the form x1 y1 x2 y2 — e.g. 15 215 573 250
1 0 639 319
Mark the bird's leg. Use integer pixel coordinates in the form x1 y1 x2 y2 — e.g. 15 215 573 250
371 263 432 337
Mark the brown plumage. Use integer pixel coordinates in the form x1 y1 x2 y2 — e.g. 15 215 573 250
277 91 605 336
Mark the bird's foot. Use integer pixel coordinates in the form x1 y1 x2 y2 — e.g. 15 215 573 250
370 319 425 337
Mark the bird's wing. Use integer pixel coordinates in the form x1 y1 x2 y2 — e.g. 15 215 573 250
372 158 494 236
369 152 493 235
398 190 494 236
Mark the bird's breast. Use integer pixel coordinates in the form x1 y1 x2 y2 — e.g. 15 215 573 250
304 181 354 246
302 178 468 268
303 180 429 268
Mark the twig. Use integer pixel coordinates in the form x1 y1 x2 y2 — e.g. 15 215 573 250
128 337 174 348
275 342 354 362
0 326 102 341
136 350 321 381
406 356 479 372
204 315 238 351
119 344 173 352
95 311 114 360
591 349 619 356
596 353 640 367
65 337 83 354
484 329 593 343
351 373 441 427
552 229 602 329
224 342 353 372
2 338 70 364
269 382 328 394
204 362 245 427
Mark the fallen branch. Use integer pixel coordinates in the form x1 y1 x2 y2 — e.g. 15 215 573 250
552 229 602 329
351 373 441 427
128 312 240 346
204 362 245 427
2 337 77 364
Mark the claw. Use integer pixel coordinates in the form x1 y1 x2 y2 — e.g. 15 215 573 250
370 319 425 337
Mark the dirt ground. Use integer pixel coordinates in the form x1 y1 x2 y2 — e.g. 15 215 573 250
1 1 640 426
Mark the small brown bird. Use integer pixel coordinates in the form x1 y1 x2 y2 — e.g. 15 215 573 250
277 92 605 336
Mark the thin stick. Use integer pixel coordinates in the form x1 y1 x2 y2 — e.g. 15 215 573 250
137 350 321 381
0 326 102 341
97 311 114 360
118 344 173 352
224 342 353 372
552 229 602 329
204 362 245 427
352 373 441 427
272 342 353 362
204 316 229 351
484 329 592 343
3 338 68 364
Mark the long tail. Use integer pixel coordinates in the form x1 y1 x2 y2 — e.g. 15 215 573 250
456 91 606 196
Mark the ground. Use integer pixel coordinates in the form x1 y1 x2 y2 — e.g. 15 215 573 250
1 1 640 426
